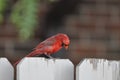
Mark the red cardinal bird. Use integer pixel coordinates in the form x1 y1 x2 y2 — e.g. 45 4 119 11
14 33 70 66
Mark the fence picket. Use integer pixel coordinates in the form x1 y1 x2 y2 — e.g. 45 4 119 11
17 57 74 80
76 58 120 80
0 58 14 80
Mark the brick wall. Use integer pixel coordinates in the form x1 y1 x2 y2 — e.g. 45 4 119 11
64 0 120 65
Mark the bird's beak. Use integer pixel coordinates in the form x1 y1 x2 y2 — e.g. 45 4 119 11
64 45 69 50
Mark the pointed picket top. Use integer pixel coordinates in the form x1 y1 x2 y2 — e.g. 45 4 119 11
0 58 14 80
17 57 74 80
76 58 120 80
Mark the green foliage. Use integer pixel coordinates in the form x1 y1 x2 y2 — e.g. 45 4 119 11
0 0 56 41
0 0 8 24
10 0 39 41
0 14 3 24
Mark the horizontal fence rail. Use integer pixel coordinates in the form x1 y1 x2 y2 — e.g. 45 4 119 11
0 57 120 80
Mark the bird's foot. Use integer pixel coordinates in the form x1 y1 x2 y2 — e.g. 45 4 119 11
43 54 54 59
46 54 54 59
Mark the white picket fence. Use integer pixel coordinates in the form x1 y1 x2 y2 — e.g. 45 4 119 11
0 57 120 80
0 58 14 80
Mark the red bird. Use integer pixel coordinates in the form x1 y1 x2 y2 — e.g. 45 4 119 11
14 33 70 66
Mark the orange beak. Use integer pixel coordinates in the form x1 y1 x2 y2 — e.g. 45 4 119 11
64 45 69 50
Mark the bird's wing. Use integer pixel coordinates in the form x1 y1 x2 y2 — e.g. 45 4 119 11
34 37 57 50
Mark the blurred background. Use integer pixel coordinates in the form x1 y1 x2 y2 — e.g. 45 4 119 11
0 0 120 65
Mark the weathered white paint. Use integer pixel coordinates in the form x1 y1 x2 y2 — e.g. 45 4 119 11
76 58 120 80
0 58 14 80
17 57 74 80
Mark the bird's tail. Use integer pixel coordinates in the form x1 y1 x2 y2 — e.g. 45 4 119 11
13 50 41 67
25 50 38 57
